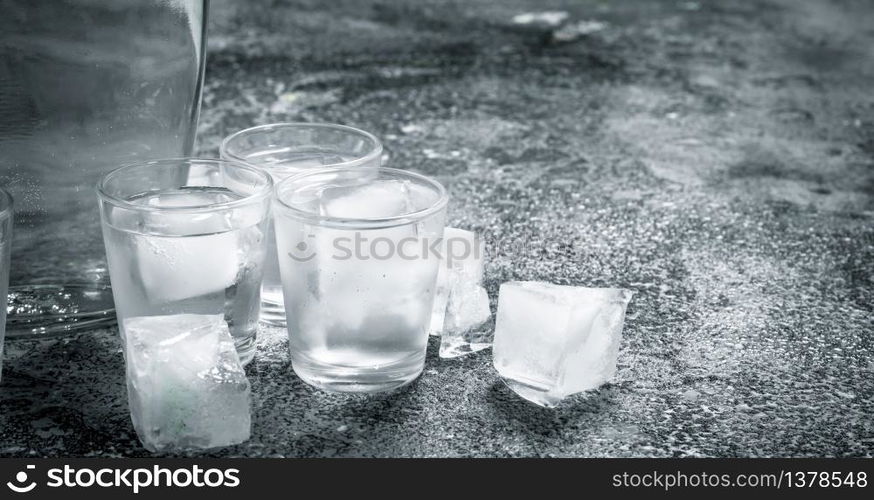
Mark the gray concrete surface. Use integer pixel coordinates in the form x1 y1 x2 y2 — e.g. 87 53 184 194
1 0 873 457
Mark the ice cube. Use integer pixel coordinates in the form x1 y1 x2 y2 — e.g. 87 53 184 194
123 314 251 452
439 284 492 358
444 283 490 333
136 232 240 303
132 189 266 304
442 227 484 282
492 282 632 407
429 263 451 335
314 224 434 332
312 178 436 332
429 227 486 336
288 179 441 345
319 180 413 219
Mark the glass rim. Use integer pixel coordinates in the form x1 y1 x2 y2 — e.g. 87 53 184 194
220 122 384 169
96 157 274 214
274 166 448 229
0 187 12 218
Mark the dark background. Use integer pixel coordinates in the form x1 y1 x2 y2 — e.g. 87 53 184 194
1 0 872 457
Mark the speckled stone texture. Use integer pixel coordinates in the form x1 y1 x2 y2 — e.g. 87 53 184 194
1 0 872 457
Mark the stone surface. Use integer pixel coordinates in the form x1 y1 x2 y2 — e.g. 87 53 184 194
1 0 873 457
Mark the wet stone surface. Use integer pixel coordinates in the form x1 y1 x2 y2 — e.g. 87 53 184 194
1 0 873 457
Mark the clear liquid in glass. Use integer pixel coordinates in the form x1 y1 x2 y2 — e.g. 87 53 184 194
253 152 355 326
102 188 266 365
274 214 443 393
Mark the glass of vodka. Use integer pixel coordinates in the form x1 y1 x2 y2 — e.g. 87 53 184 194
220 123 382 327
274 166 447 393
97 158 273 366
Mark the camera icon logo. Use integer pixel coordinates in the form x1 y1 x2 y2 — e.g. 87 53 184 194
6 465 37 493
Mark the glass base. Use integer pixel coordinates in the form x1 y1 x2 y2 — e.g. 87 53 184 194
291 350 424 393
5 283 116 339
259 299 286 327
234 332 257 367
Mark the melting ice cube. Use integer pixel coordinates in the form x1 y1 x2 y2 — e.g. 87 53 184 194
429 228 492 358
313 223 434 333
136 232 241 303
313 179 438 332
443 227 484 282
134 190 255 304
439 284 492 358
123 314 251 452
429 227 485 335
319 180 413 219
429 267 451 335
492 282 632 407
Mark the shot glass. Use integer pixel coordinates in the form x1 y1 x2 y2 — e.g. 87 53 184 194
97 158 273 366
274 166 448 392
0 188 12 383
220 123 382 327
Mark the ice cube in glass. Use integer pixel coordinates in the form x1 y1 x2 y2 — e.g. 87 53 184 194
98 159 272 367
274 166 447 393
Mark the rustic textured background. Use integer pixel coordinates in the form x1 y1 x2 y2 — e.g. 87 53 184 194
1 0 872 457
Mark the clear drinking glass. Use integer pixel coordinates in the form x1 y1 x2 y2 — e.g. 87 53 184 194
0 189 13 382
97 158 272 366
274 166 448 393
220 123 382 327
0 0 208 333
